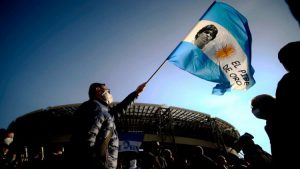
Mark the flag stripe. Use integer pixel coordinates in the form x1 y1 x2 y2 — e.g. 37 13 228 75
168 41 227 83
201 2 252 60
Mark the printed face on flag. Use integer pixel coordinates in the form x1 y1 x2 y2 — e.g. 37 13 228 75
193 24 218 49
167 1 255 95
184 20 253 90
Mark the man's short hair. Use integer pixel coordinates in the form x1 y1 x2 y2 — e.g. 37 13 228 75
88 83 105 99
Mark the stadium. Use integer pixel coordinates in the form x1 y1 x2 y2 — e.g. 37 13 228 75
7 102 242 168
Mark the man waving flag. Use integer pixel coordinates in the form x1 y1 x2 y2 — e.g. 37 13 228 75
167 1 255 95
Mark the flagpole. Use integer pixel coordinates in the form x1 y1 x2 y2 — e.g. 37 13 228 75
146 58 168 84
145 42 182 84
145 1 218 85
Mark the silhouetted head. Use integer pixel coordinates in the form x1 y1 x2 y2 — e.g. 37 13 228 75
251 94 276 120
278 41 300 72
233 132 254 153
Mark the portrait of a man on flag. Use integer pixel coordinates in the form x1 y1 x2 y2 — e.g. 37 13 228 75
194 24 218 49
167 1 255 95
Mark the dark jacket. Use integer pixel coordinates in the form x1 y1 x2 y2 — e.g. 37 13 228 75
68 91 139 169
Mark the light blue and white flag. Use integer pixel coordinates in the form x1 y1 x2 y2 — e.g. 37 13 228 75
167 1 255 95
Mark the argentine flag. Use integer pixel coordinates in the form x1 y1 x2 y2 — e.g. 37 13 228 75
167 1 255 95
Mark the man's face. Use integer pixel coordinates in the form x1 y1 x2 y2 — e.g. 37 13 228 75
4 132 14 145
6 132 14 139
98 85 110 94
96 85 113 104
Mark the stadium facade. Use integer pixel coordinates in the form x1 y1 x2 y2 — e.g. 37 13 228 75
8 103 241 160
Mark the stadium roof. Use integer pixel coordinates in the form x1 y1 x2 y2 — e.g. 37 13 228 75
9 102 240 151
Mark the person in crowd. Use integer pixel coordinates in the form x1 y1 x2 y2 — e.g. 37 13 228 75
162 149 174 161
272 41 300 168
237 133 272 169
67 82 146 169
128 159 139 169
0 129 17 169
162 149 175 169
141 141 167 169
1 130 14 147
189 145 217 169
251 94 276 149
215 155 230 169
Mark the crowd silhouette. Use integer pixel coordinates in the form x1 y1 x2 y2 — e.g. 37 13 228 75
0 127 275 169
